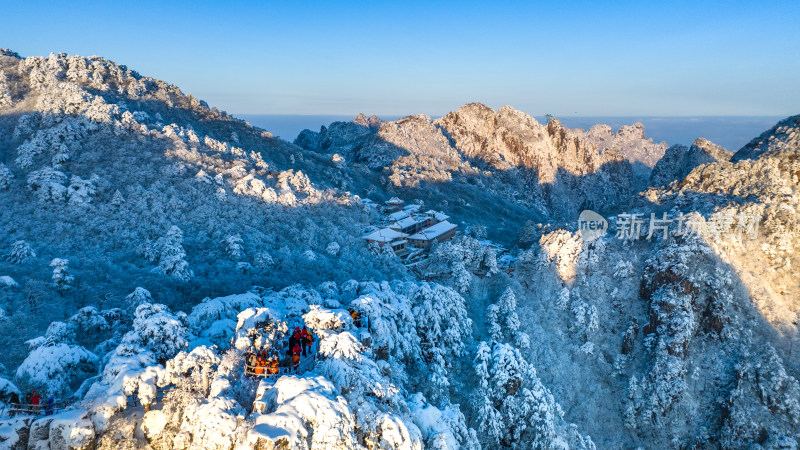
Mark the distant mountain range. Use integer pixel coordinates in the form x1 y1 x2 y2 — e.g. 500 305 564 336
241 114 783 151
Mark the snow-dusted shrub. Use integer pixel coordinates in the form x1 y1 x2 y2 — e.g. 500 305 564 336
69 306 111 334
408 395 480 450
50 258 74 293
349 286 419 362
255 252 275 270
187 292 262 348
0 376 21 400
326 241 341 256
233 306 287 351
302 305 350 333
41 321 78 346
5 240 36 264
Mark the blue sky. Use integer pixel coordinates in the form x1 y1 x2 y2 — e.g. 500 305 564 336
2 0 799 116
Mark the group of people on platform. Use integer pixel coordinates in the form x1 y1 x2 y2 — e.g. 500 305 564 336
245 326 315 376
6 390 58 416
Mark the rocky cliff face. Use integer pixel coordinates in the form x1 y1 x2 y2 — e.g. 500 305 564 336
650 137 732 188
572 122 668 186
733 114 800 161
296 103 649 221
645 117 800 331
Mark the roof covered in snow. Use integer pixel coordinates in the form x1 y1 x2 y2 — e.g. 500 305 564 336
408 221 457 241
390 215 428 230
425 210 450 221
387 211 410 221
385 197 404 205
362 228 409 243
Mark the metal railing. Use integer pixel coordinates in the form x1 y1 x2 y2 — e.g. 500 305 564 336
244 362 300 378
2 401 69 417
244 344 319 379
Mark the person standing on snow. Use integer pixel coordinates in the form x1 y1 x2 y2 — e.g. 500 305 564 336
30 390 41 413
291 343 302 368
300 327 314 356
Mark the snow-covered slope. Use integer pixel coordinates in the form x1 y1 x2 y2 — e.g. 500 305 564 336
0 49 408 368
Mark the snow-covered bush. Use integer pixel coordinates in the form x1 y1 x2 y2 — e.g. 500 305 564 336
187 292 262 348
326 241 341 256
254 251 274 269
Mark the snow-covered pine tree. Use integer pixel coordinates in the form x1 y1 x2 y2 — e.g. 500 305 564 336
254 251 274 270
6 240 36 264
487 287 530 349
50 258 74 293
222 234 245 261
67 175 97 206
110 189 125 207
473 341 567 449
15 320 98 397
26 167 67 203
409 283 472 404
125 287 153 308
154 226 193 281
